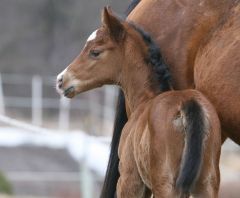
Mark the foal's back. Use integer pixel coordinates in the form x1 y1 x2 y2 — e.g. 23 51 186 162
144 89 220 197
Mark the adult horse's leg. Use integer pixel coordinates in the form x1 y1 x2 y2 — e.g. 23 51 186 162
101 1 141 197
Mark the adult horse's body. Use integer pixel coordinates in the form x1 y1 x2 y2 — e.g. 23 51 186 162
56 8 221 197
126 0 240 143
102 0 240 197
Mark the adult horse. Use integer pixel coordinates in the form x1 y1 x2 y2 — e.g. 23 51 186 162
102 0 240 197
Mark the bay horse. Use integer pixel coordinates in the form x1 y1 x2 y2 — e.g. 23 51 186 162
101 0 240 197
56 8 221 197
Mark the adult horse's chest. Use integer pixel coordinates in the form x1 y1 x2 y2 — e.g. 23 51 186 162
118 105 152 188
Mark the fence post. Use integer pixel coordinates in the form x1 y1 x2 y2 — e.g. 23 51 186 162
103 86 116 135
89 91 100 134
58 96 70 130
0 74 5 115
81 138 93 198
32 75 42 126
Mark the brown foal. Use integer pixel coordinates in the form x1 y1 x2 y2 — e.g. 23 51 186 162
56 8 221 198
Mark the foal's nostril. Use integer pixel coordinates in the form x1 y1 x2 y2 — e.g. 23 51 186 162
57 75 64 89
58 83 63 89
58 75 63 83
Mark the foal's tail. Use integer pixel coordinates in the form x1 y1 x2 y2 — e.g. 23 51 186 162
176 99 208 197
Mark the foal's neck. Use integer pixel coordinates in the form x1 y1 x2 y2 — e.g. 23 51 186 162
118 24 171 114
121 61 160 114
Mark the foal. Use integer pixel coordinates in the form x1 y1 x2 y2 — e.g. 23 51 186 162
56 8 221 198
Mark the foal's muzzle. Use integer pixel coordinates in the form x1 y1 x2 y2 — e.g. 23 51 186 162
56 70 76 98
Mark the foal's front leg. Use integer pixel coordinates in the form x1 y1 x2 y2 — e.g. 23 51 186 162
117 139 146 198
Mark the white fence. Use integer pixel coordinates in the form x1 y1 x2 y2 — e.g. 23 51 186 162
0 73 117 198
0 73 118 134
0 74 5 115
0 115 110 198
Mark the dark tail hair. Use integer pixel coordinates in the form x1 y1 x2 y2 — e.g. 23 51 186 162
100 90 127 198
100 1 140 197
176 99 207 196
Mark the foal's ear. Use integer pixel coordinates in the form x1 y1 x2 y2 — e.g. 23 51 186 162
102 6 125 42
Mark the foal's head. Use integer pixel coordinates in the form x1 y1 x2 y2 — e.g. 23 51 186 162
56 7 170 98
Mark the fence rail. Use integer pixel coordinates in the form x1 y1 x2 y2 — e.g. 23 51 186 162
0 73 117 133
0 74 5 114
0 73 117 198
0 113 111 198
0 73 116 198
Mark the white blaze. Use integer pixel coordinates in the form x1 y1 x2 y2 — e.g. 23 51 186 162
87 30 98 42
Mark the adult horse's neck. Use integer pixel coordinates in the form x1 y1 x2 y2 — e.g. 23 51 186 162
127 0 236 89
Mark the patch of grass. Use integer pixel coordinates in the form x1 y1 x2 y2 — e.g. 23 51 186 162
0 171 12 194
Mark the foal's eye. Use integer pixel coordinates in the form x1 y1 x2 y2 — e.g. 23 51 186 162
89 50 101 58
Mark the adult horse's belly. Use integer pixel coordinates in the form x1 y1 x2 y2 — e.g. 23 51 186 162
194 4 240 144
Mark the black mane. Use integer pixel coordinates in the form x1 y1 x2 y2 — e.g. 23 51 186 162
130 23 172 92
125 0 141 16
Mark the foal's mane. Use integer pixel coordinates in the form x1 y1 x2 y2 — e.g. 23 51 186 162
129 22 172 92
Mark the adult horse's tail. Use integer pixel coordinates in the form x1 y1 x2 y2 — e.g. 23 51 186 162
100 1 141 197
176 99 207 197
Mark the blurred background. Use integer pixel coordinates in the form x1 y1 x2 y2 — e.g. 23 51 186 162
0 0 239 197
